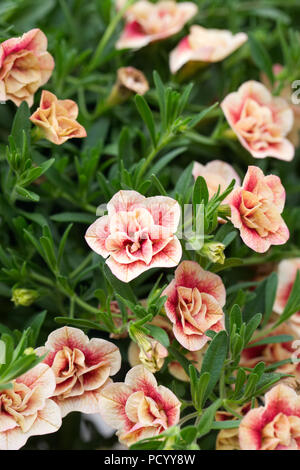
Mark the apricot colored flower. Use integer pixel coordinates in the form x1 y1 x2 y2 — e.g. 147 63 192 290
163 260 226 351
36 326 121 417
30 90 86 145
221 81 294 161
116 0 197 50
0 363 61 450
239 384 300 450
261 64 300 148
170 26 247 74
0 29 54 106
228 166 289 253
193 160 241 202
85 190 182 283
99 365 181 446
274 259 300 335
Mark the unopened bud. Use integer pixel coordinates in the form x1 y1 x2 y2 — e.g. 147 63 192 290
107 67 149 107
138 339 168 373
24 347 35 356
201 242 225 264
11 288 39 307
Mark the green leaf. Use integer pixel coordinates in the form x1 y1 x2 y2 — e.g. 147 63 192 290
197 399 222 437
211 419 241 430
11 101 31 150
51 212 96 224
248 33 274 85
200 330 228 402
245 334 294 349
54 317 109 332
27 311 47 347
180 426 197 444
262 272 278 327
244 313 262 345
146 324 170 348
135 95 156 146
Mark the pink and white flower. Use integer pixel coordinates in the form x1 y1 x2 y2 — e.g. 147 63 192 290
99 365 181 446
192 160 241 202
274 259 300 335
85 190 182 283
221 81 294 161
30 90 87 145
170 25 247 74
228 166 289 253
116 1 198 50
0 363 61 450
239 384 300 450
36 326 121 417
163 261 226 351
0 29 54 106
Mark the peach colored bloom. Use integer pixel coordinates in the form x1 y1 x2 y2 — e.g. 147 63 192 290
0 363 61 450
239 384 300 450
116 1 197 50
163 261 226 351
261 64 300 147
228 166 289 253
170 26 247 74
36 326 121 417
85 190 182 283
0 29 54 106
221 81 294 161
274 259 300 335
30 90 87 145
99 365 181 446
192 160 241 202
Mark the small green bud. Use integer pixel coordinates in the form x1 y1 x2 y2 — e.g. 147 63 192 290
24 347 35 356
201 242 225 264
11 288 39 307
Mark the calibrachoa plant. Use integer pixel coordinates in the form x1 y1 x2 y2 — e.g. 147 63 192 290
1 0 300 452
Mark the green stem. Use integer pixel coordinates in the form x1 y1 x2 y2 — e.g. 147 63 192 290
86 0 134 73
178 411 199 426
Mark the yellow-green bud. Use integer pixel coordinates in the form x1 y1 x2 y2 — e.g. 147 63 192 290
201 242 225 264
11 288 39 307
24 347 35 356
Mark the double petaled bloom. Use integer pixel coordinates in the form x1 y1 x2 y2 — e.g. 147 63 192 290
221 81 295 161
228 166 289 253
170 26 247 74
99 365 181 446
0 29 54 106
36 326 121 417
30 90 87 145
239 384 300 450
116 0 198 50
85 190 182 283
163 261 226 351
0 364 61 450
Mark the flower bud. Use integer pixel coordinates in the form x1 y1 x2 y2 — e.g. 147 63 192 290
11 288 39 307
107 67 149 107
138 338 168 373
201 242 225 264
